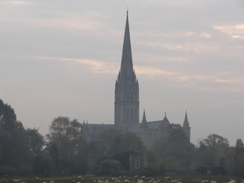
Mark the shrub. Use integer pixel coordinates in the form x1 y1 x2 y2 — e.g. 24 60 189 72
133 164 159 177
32 154 55 176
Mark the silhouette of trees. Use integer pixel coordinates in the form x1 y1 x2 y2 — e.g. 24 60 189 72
89 129 146 174
46 116 88 175
94 159 123 176
26 128 45 157
1 98 244 177
202 134 229 150
0 99 44 176
232 139 244 176
193 133 233 175
98 128 121 157
113 132 145 171
0 99 17 131
0 99 28 167
152 124 194 171
32 154 55 176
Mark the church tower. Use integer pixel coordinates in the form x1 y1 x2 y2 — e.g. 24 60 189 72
183 111 191 142
114 11 139 128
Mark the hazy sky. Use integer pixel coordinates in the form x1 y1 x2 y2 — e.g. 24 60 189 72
1 0 244 145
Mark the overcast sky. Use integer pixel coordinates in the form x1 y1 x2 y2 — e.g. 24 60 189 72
1 0 244 145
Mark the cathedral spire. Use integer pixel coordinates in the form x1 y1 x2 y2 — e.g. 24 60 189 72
114 12 139 126
120 10 133 72
141 109 148 128
183 111 191 142
142 109 147 123
183 111 190 128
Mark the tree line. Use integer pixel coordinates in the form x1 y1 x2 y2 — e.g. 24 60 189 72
0 99 244 177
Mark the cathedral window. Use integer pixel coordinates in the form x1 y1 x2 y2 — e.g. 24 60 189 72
135 160 140 168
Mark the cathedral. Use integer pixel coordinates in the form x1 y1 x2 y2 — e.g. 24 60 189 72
83 12 191 148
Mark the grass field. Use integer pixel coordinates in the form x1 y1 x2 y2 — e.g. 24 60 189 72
0 176 243 183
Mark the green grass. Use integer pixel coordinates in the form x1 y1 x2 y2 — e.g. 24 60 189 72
0 176 243 183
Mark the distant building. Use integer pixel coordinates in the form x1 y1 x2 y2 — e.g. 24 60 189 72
83 11 191 148
129 154 148 171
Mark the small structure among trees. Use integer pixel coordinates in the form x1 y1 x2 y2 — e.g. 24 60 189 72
129 154 148 172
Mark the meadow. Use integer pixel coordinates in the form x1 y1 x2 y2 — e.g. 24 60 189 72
0 176 243 183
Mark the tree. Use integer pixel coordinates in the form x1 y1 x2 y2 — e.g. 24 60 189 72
193 141 215 168
89 130 146 172
0 99 15 161
0 99 17 131
113 132 146 171
194 134 230 168
32 154 55 176
152 124 194 170
87 128 121 169
235 139 244 156
90 130 146 172
202 134 229 150
114 132 145 155
233 139 244 176
94 159 122 176
2 121 29 166
168 124 189 142
99 128 121 155
46 116 88 175
26 128 45 157
0 99 29 167
48 143 59 170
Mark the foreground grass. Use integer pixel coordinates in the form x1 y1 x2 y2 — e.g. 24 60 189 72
0 176 243 183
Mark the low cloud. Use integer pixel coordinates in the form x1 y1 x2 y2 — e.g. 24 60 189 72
0 5 106 33
31 56 244 93
177 75 212 82
200 33 212 38
1 16 105 32
142 41 220 53
135 66 177 77
32 56 117 74
5 1 30 5
214 24 244 39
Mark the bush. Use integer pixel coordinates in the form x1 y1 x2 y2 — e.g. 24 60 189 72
0 166 13 176
111 169 130 176
93 159 129 176
32 154 55 176
18 166 33 176
133 164 160 177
